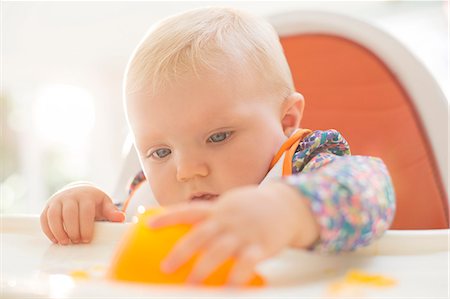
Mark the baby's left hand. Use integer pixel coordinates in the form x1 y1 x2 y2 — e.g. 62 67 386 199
148 182 320 286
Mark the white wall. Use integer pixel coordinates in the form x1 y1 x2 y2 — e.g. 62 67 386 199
2 1 448 213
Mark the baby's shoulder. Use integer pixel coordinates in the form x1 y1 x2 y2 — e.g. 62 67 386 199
292 129 351 173
298 129 350 156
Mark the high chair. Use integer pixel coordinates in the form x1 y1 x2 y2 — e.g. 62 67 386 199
113 10 448 229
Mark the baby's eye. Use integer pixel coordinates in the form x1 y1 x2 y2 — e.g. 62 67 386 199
149 148 171 159
208 131 232 143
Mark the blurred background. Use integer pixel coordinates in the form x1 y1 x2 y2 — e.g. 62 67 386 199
1 1 448 215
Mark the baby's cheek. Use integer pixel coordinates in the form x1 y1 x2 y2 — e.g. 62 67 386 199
150 179 184 206
149 182 168 205
143 170 165 204
220 161 268 190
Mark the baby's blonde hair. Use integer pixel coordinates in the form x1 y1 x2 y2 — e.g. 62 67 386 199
124 7 294 98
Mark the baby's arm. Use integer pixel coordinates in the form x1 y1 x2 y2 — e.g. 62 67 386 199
40 182 125 244
286 153 396 253
147 182 319 286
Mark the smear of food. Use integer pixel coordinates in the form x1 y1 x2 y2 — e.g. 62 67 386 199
69 270 90 280
68 264 107 280
327 269 396 296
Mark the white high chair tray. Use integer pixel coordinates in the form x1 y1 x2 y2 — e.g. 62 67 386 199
1 215 448 298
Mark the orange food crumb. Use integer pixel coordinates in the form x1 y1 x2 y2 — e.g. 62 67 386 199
327 269 396 296
345 269 396 287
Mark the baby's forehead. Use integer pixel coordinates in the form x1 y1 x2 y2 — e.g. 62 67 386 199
130 67 258 103
127 75 280 133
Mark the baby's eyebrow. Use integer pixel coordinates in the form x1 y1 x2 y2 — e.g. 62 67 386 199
134 135 161 153
203 117 242 131
142 139 163 149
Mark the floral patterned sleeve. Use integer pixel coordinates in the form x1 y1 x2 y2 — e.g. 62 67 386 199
284 129 396 253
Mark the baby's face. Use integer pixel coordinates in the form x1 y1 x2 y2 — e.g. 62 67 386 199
127 71 288 205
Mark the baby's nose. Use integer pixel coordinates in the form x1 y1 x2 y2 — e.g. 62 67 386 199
176 156 209 182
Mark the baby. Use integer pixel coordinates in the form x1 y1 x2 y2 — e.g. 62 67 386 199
40 7 395 286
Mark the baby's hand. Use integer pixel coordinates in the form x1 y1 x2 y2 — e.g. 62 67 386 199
148 182 320 286
40 183 125 245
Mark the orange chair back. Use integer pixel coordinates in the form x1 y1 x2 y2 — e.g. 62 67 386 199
281 34 448 229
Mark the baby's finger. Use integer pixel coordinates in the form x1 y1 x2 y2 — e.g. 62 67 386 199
40 206 57 243
227 244 265 287
101 200 125 222
47 201 70 245
187 234 239 284
62 199 80 243
149 202 211 228
161 220 220 274
79 199 96 243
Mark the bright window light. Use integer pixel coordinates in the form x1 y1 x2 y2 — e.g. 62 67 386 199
33 84 96 148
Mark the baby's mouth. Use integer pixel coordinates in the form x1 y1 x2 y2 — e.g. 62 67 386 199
189 193 219 202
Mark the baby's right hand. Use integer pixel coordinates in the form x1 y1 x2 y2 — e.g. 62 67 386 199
40 183 125 245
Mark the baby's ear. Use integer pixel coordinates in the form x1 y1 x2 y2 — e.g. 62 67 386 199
281 92 305 137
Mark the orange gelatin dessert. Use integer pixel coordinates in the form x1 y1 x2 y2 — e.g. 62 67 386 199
108 208 265 286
